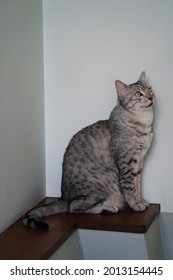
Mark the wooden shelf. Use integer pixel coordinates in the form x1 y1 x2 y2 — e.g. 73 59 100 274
0 197 160 260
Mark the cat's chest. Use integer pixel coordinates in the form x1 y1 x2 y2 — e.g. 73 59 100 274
136 132 153 158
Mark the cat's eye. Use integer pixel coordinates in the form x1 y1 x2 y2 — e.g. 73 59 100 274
134 91 143 97
148 87 153 93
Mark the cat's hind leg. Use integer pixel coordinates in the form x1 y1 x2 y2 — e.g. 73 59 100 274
69 199 118 214
86 194 124 214
85 204 119 214
69 194 124 214
69 170 124 214
69 196 103 213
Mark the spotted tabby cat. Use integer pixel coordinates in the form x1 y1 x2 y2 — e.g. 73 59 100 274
23 72 154 229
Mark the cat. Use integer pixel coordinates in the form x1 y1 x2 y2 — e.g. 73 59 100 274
23 72 154 230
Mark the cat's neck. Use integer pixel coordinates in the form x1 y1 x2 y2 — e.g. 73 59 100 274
109 104 154 134
120 104 153 125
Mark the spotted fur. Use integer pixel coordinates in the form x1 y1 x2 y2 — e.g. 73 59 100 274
23 72 154 229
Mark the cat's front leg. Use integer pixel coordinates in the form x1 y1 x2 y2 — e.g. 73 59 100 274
120 166 148 211
129 197 149 211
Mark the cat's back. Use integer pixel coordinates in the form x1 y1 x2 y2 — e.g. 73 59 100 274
63 120 112 169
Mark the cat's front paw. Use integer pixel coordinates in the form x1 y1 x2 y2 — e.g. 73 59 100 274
130 199 149 212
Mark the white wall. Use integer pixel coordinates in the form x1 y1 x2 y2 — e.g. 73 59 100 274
0 0 45 232
43 0 173 212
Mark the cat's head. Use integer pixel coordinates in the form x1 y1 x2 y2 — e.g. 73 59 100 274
115 72 154 111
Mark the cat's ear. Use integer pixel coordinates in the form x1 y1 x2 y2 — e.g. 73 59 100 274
138 71 146 83
115 80 128 101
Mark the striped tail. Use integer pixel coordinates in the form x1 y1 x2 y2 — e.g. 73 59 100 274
22 198 69 230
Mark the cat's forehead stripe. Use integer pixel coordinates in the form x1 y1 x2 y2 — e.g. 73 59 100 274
130 82 145 91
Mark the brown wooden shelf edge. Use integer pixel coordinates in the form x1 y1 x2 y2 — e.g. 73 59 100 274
0 197 160 260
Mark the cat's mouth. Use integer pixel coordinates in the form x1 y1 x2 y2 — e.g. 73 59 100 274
147 102 153 108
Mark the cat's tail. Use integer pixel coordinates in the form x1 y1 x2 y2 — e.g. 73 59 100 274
22 198 69 230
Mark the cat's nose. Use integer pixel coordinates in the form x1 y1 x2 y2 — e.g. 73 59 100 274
148 94 154 101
